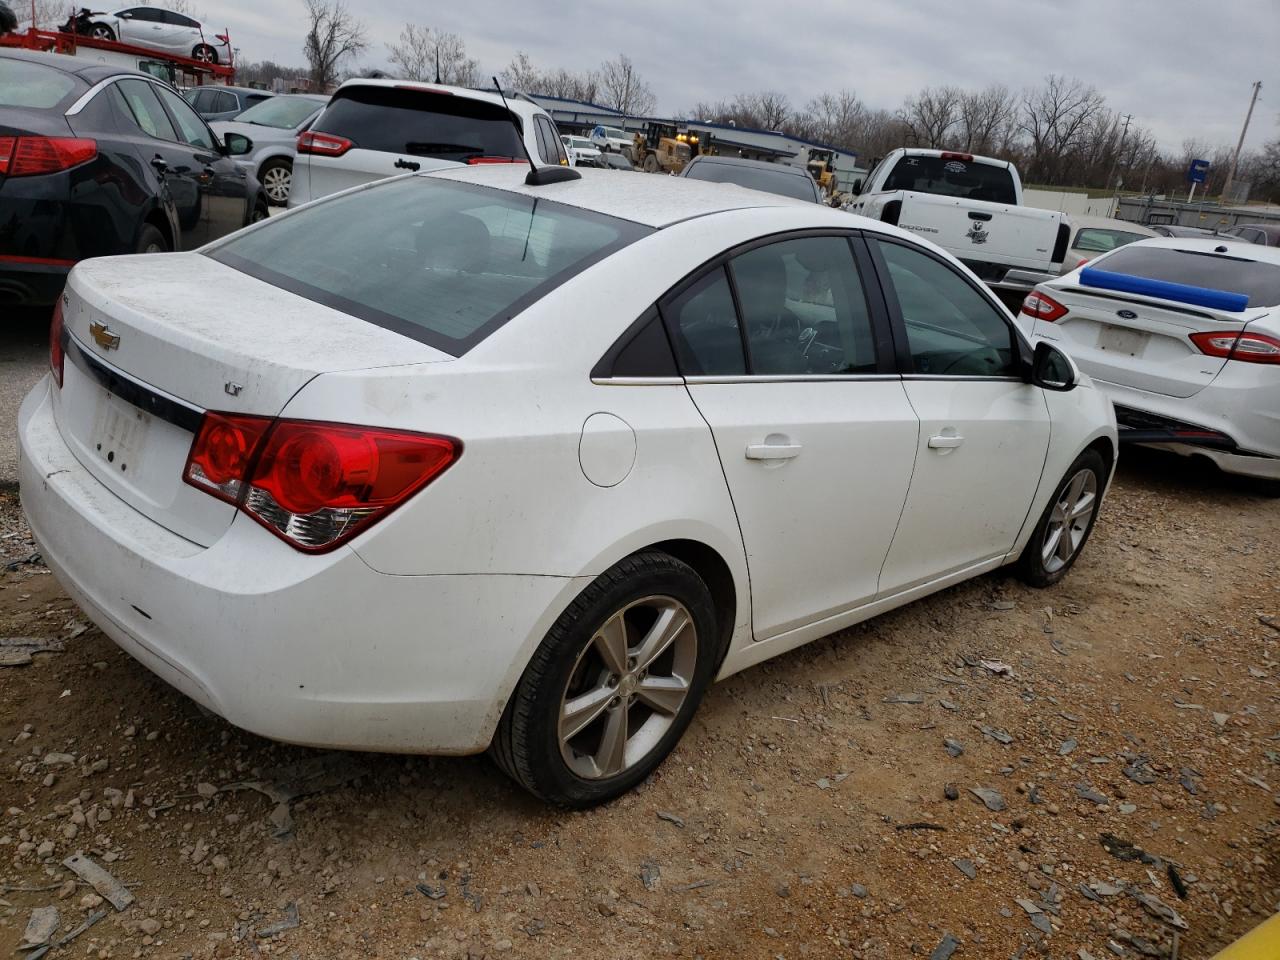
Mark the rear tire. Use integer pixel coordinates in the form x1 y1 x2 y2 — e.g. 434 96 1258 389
135 224 169 255
491 551 719 807
1015 449 1106 587
258 158 292 206
193 44 217 63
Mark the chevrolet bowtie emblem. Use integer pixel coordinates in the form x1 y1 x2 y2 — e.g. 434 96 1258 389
89 321 120 351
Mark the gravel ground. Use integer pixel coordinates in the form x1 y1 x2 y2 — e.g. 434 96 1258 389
0 446 1277 959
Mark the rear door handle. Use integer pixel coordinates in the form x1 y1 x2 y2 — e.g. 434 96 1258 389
928 434 965 449
745 442 802 461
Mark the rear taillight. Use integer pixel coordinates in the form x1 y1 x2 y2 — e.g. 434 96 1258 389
296 131 353 157
1190 331 1280 365
49 299 65 388
183 415 459 552
1020 291 1068 323
0 137 97 177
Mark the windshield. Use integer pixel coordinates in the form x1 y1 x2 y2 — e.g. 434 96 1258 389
1073 228 1149 254
1093 245 1280 308
235 96 323 129
605 128 627 139
883 155 1016 205
208 177 651 355
312 86 524 162
684 161 816 202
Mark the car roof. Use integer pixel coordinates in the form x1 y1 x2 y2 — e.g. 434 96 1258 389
1070 216 1158 234
0 47 144 85
1229 222 1280 238
207 85 274 96
333 78 546 118
689 155 809 177
1086 236 1280 266
425 164 815 227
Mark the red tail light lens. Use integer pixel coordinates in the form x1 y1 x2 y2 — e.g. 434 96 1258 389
0 137 97 177
1020 291 1068 322
1190 330 1280 365
940 151 974 162
466 156 522 165
183 416 459 552
49 299 65 388
296 131 353 157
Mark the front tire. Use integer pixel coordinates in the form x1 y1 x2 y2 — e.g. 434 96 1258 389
491 551 719 807
1016 449 1106 587
89 22 115 41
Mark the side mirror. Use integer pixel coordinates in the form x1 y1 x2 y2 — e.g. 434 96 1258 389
223 133 253 156
850 178 863 195
1030 341 1077 392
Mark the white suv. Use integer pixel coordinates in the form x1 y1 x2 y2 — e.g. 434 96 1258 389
289 79 567 207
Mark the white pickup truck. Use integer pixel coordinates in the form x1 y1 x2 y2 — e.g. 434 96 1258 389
848 148 1070 293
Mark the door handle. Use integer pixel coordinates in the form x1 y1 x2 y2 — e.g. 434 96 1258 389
745 442 802 461
928 434 965 449
150 156 168 174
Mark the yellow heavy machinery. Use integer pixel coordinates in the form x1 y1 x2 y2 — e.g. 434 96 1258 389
804 147 837 197
630 122 699 174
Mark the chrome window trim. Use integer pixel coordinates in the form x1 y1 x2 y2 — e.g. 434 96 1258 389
684 373 902 384
65 74 179 118
590 377 685 386
901 374 1024 383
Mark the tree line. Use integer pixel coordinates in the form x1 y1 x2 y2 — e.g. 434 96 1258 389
262 1 1280 201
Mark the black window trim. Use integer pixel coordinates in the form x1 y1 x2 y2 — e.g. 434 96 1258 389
864 233 1033 380
604 228 905 382
206 178 654 358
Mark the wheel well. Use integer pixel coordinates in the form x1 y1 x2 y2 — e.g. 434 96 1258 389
258 154 291 176
143 211 173 251
1085 436 1115 479
645 539 737 667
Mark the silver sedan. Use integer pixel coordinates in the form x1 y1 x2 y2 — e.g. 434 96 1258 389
211 94 329 206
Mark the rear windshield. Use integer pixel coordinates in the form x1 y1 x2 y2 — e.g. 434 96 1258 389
684 161 816 202
1073 228 1149 253
0 60 79 109
235 96 322 129
883 155 1016 205
208 177 650 354
312 86 525 163
1095 245 1280 308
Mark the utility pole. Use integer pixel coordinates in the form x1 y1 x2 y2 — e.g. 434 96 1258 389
1105 113 1132 198
1220 81 1261 205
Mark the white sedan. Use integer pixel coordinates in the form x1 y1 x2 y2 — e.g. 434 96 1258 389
84 6 226 63
19 166 1116 806
1018 238 1280 486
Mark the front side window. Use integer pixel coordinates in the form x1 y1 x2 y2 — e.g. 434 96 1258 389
730 237 877 375
874 239 1017 377
155 85 215 149
209 177 650 355
663 268 745 376
114 78 178 141
119 7 161 21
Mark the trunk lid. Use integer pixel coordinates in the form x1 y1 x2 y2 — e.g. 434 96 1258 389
54 253 452 545
298 149 456 205
1033 280 1269 398
897 192 1065 272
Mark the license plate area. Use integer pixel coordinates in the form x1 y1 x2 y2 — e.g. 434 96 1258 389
88 388 152 478
1097 326 1149 357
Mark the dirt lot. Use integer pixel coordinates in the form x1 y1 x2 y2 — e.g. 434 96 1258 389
1 445 1277 960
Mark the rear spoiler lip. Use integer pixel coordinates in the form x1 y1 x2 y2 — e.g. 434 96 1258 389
1078 266 1249 314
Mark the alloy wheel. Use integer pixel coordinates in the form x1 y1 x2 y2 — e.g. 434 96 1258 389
262 166 291 203
558 596 697 780
90 25 112 39
1041 468 1097 573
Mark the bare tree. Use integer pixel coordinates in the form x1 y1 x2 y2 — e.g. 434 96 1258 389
387 23 478 86
897 86 962 148
599 54 655 116
1018 75 1107 184
539 67 601 103
303 0 366 90
958 84 1016 154
500 51 541 91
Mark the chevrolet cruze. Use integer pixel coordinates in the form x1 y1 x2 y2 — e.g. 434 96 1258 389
19 165 1117 806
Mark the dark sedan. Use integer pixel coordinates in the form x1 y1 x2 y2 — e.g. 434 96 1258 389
1 49 267 308
680 154 822 202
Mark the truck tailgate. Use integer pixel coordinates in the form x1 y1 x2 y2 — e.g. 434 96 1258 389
896 193 1064 272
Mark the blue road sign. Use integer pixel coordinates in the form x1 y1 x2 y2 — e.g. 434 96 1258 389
1187 159 1210 184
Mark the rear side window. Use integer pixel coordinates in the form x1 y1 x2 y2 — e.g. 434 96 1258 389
0 60 79 109
208 177 650 355
1095 245 1280 307
312 86 525 163
883 155 1016 205
155 85 215 149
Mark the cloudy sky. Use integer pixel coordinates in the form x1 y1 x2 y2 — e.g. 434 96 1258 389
219 0 1278 152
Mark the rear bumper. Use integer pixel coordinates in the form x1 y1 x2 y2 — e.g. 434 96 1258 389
1094 376 1280 479
18 378 585 754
